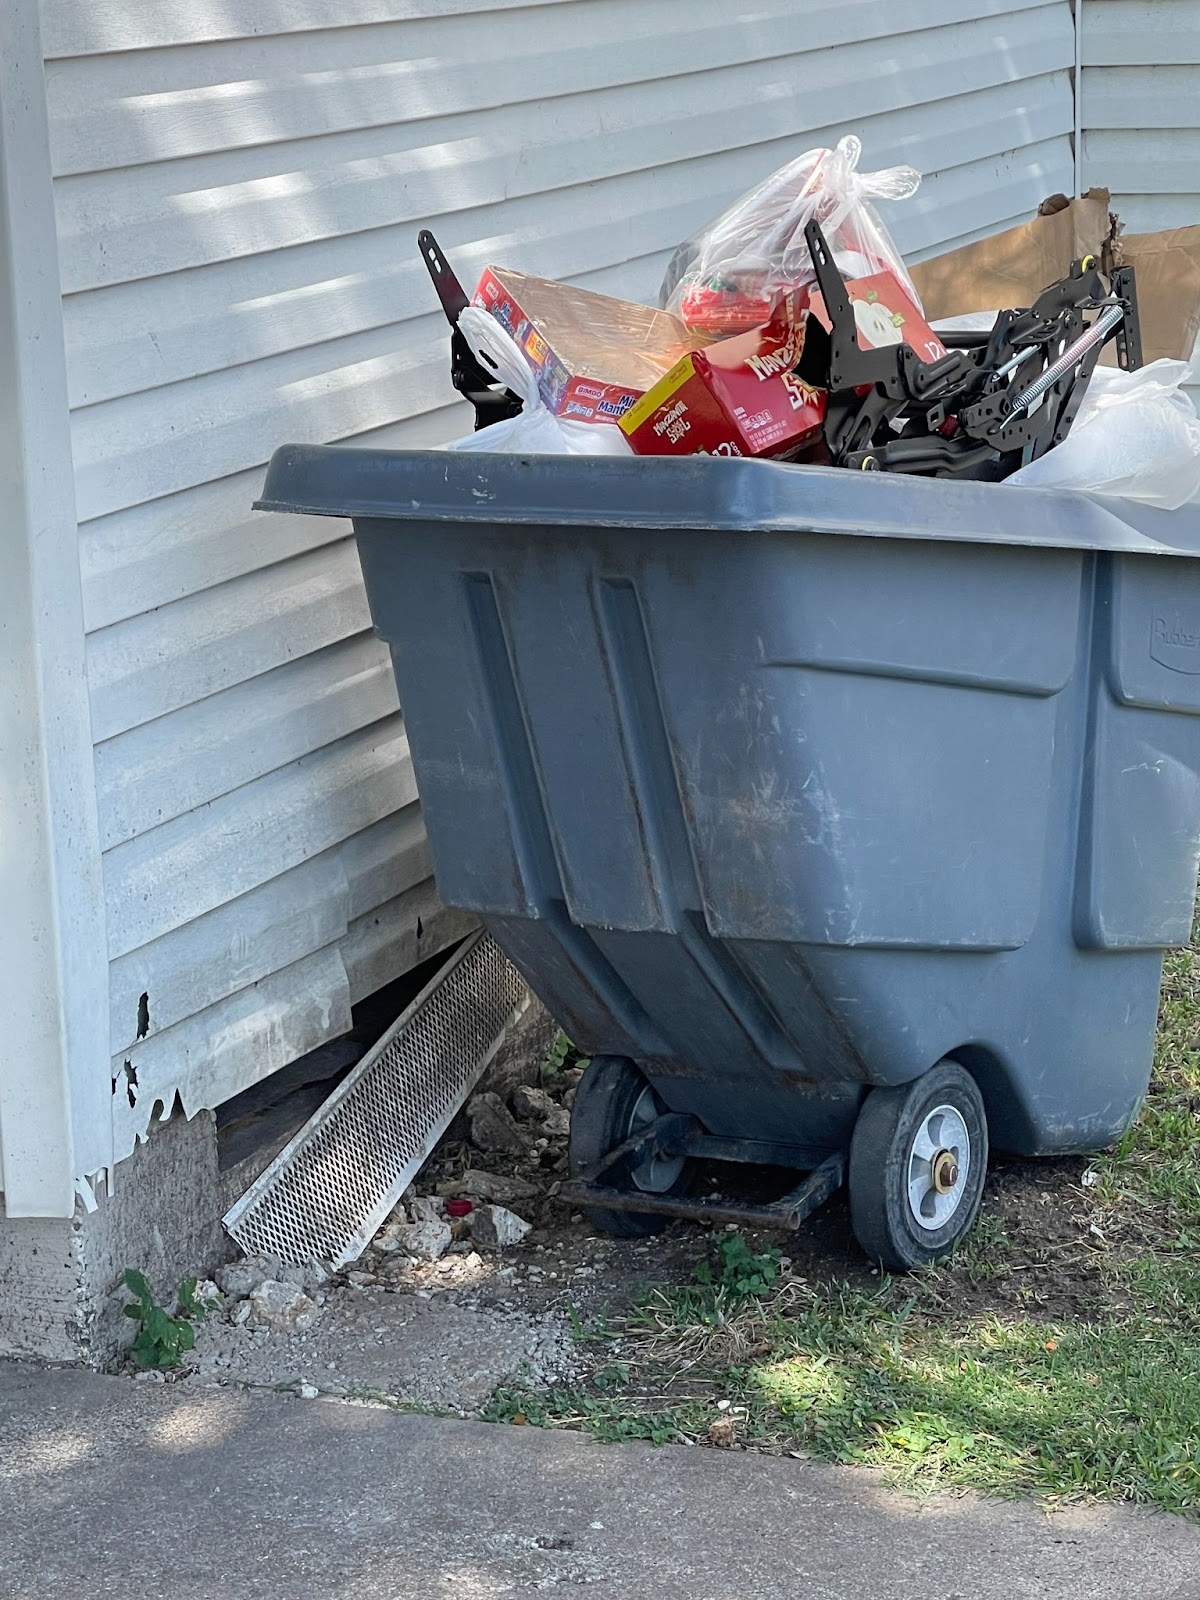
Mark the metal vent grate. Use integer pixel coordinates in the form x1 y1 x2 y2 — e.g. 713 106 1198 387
223 931 528 1268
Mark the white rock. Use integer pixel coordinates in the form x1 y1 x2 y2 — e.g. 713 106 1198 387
230 1299 252 1327
245 1279 320 1333
396 1218 452 1261
469 1204 532 1251
297 1382 320 1400
407 1195 446 1225
216 1254 280 1299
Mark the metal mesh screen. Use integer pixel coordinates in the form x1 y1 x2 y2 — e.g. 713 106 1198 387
223 932 528 1268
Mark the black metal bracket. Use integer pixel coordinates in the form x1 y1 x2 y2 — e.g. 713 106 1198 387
417 229 522 431
1111 264 1142 371
571 1112 696 1189
560 1152 846 1232
559 1109 847 1233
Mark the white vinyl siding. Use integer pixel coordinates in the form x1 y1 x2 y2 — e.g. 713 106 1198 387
38 0 1075 1161
1080 0 1200 232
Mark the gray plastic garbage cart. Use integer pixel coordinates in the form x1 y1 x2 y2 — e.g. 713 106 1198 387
257 450 1200 1268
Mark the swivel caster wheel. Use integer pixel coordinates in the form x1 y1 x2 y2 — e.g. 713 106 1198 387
567 1056 691 1238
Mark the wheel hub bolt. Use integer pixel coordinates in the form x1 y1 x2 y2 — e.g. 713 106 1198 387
932 1150 959 1193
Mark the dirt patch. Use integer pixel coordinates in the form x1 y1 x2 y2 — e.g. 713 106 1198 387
917 1154 1114 1323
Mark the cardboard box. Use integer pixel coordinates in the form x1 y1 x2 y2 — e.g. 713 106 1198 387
618 299 826 459
1113 224 1200 365
806 269 949 363
910 188 1200 365
909 190 1117 324
474 265 708 423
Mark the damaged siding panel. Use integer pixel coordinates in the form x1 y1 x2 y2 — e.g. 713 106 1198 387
108 852 350 1058
109 858 471 1142
41 0 1075 1167
342 884 478 1004
111 946 355 1154
339 803 436 921
1080 0 1200 231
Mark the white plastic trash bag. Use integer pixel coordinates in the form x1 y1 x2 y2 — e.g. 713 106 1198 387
445 307 631 457
1007 359 1200 509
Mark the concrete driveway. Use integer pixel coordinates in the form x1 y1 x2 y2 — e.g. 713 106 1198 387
3 1359 1199 1599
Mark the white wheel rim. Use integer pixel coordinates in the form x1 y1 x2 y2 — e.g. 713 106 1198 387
906 1104 971 1232
629 1085 686 1193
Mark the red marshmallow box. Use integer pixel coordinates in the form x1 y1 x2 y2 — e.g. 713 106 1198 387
619 299 827 459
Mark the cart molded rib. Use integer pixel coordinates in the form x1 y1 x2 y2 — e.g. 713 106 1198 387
595 576 809 1073
464 570 671 1054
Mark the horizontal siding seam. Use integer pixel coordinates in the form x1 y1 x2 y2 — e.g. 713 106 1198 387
41 0 1060 60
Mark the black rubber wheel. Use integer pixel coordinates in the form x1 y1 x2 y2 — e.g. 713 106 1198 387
849 1059 988 1271
567 1056 690 1238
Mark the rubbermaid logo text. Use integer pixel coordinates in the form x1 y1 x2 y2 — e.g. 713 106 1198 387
1151 613 1200 674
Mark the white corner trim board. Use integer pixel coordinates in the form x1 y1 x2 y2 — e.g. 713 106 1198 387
0 0 112 1216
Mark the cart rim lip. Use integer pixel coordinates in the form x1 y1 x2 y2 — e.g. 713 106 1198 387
256 443 1200 560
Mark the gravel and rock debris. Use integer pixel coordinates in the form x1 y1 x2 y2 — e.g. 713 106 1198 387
166 1056 687 1413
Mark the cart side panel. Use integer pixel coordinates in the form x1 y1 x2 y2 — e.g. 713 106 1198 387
634 532 1084 950
1077 555 1200 949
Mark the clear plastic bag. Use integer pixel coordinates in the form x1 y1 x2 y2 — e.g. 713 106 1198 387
1007 360 1200 510
660 134 922 334
445 307 631 456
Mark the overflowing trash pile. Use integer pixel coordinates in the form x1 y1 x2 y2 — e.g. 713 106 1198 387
422 134 1200 508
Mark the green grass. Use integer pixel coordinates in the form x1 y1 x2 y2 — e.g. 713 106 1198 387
741 1268 1200 1508
1093 945 1200 1238
490 945 1200 1513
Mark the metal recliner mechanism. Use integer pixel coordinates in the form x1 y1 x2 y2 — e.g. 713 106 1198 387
805 218 1142 479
